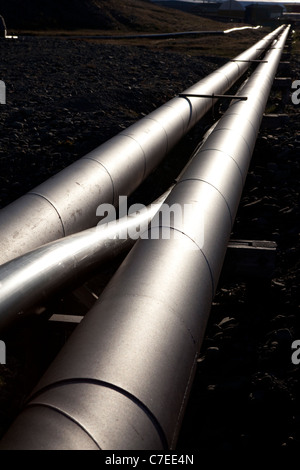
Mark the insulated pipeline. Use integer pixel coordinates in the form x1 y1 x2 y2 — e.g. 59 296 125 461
0 188 172 331
0 25 291 450
0 25 286 265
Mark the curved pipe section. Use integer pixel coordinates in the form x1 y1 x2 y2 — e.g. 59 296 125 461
0 25 286 265
66 26 261 40
0 25 290 450
0 189 171 331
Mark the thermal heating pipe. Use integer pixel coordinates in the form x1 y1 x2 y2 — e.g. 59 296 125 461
0 25 290 450
0 188 171 330
0 26 285 265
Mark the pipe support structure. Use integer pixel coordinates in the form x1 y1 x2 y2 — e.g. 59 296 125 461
0 25 290 450
0 25 286 265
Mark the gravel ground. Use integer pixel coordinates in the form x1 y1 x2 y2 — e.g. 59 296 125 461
0 36 217 209
0 33 299 451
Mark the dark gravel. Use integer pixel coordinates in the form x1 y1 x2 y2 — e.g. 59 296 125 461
0 36 216 208
0 34 299 452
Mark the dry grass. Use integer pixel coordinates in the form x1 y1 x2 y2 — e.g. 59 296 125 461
5 0 249 34
291 26 300 54
87 29 270 58
20 28 273 59
5 0 282 59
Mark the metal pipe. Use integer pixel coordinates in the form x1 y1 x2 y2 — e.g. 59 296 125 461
0 25 286 265
0 110 221 333
0 123 215 332
0 188 171 331
0 25 290 450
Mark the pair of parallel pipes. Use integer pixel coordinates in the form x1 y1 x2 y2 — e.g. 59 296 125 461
0 25 286 265
0 25 290 449
0 25 287 330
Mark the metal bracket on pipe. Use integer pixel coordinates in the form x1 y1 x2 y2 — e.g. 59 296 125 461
230 59 268 63
256 47 279 50
178 93 248 101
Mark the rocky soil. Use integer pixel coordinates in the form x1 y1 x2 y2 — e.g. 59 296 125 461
0 31 299 452
0 35 219 209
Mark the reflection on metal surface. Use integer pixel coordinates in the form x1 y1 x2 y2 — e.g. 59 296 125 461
0 25 286 265
0 25 290 450
224 25 262 34
0 189 171 331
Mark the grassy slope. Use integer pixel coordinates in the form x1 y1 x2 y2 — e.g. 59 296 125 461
2 0 245 33
1 0 276 58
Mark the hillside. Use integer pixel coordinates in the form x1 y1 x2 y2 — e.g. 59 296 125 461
0 0 239 33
